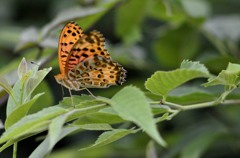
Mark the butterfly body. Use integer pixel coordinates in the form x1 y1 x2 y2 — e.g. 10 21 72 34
55 21 126 91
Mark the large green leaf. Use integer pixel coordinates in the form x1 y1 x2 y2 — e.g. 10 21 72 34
145 60 210 99
0 106 67 145
28 99 108 157
48 103 108 150
111 86 166 146
48 111 76 150
73 111 124 125
29 126 80 158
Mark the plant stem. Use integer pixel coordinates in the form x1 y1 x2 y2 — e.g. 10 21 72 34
13 142 17 158
222 99 240 105
150 99 240 111
181 101 217 110
164 102 184 110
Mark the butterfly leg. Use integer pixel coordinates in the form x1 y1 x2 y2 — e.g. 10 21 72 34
78 88 96 98
68 88 74 107
85 88 96 98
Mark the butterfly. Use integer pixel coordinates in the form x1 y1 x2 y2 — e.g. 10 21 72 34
54 21 126 96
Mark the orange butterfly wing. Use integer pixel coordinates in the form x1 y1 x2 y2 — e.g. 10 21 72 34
55 21 126 90
58 21 84 75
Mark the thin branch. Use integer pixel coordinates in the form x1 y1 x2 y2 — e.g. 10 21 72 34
181 101 217 111
149 99 240 111
13 142 17 158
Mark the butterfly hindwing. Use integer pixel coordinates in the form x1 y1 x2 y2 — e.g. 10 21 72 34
68 55 126 88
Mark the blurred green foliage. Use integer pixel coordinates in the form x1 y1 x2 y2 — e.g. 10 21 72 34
1 0 240 157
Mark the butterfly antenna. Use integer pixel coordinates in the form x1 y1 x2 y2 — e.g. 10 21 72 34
68 88 74 107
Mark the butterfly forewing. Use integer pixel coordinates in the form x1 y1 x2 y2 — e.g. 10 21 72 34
58 21 84 75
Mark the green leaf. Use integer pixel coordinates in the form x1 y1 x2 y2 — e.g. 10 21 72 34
25 67 52 103
66 104 108 122
204 71 237 87
79 129 135 151
29 80 54 113
203 63 240 87
0 76 15 103
48 111 75 150
17 58 28 79
145 60 210 99
29 126 80 158
180 60 209 73
48 102 107 150
5 93 44 129
0 106 67 145
59 95 94 107
6 70 33 116
6 60 51 116
111 86 166 146
31 102 108 158
73 112 124 125
155 113 170 122
226 63 240 73
0 139 16 152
